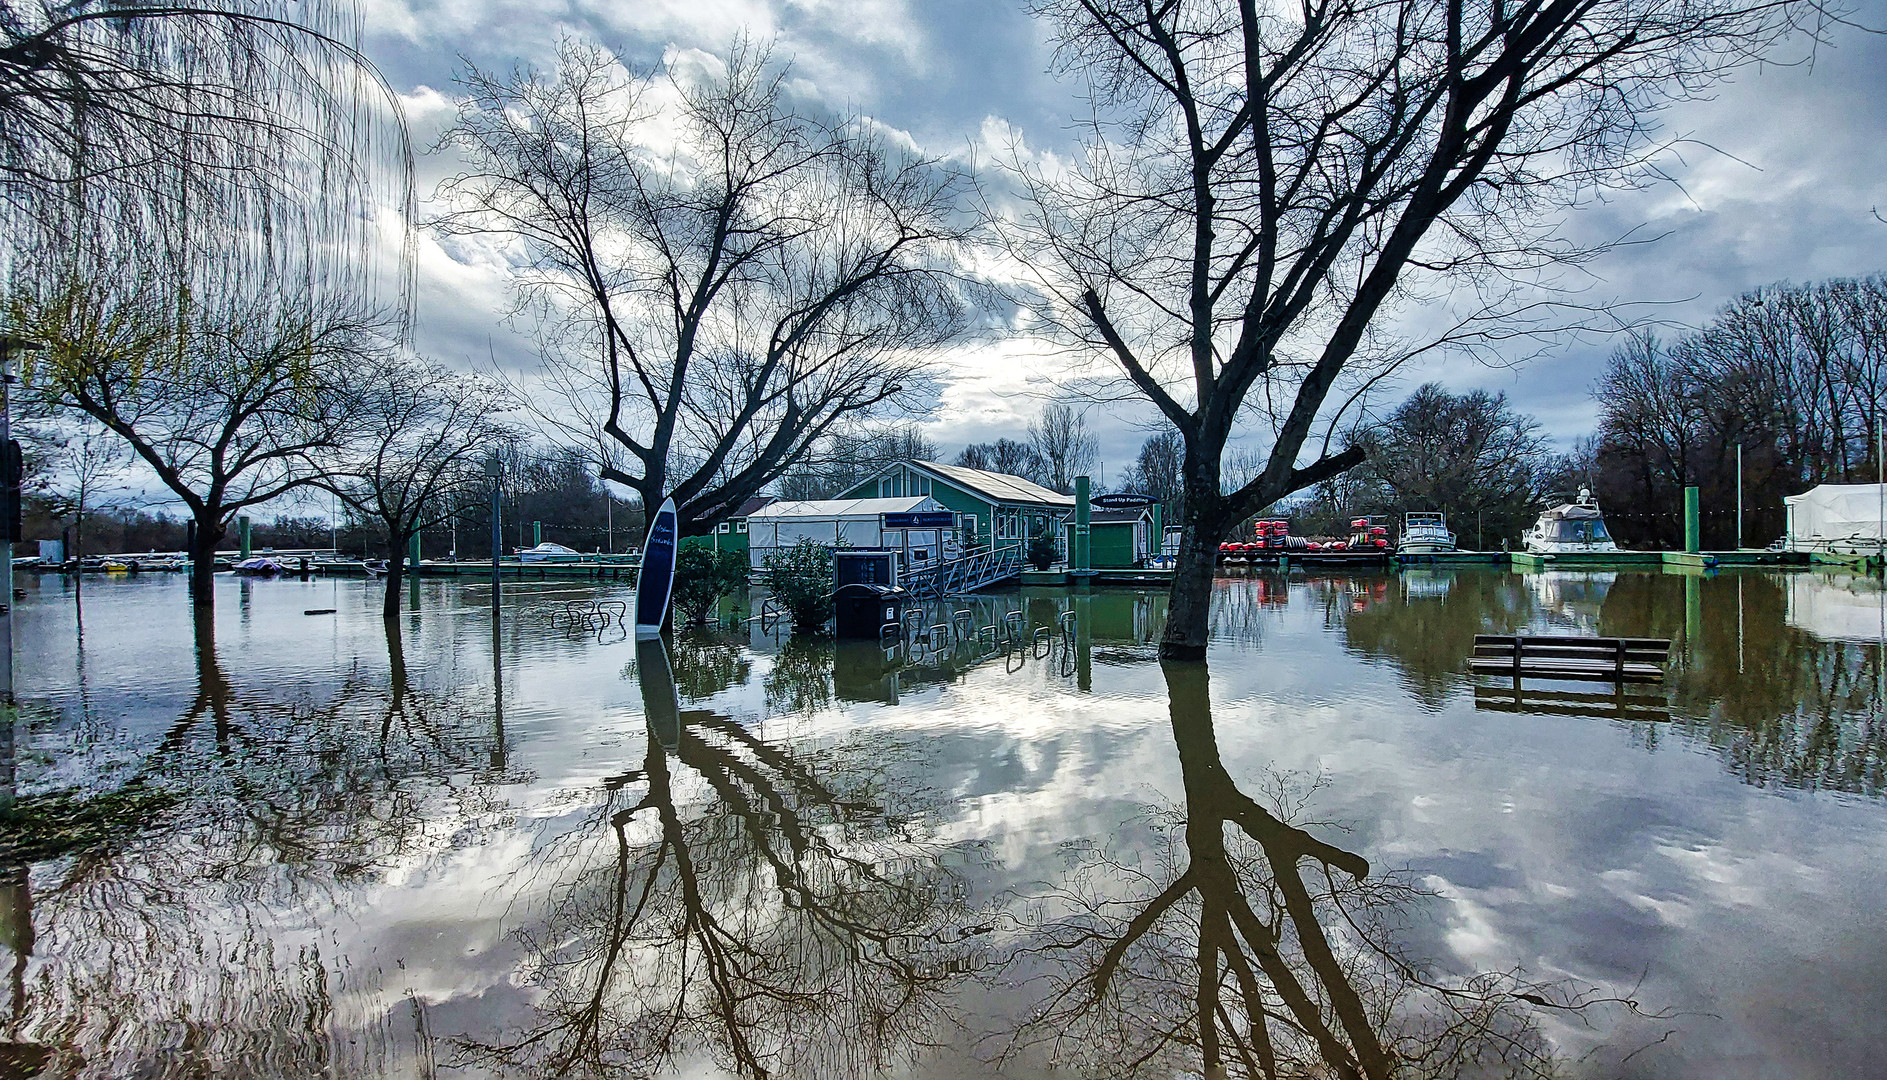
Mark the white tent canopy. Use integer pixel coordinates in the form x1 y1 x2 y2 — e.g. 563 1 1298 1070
745 496 956 570
1784 484 1887 550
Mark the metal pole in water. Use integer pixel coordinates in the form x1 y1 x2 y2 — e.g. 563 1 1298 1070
486 454 503 626
1736 443 1744 551
0 335 43 813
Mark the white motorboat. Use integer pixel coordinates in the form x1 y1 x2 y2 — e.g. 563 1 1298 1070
1397 511 1458 556
1522 489 1620 554
517 542 585 564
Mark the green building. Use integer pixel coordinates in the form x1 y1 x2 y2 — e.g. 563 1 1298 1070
839 461 1074 551
1065 506 1156 569
680 495 775 557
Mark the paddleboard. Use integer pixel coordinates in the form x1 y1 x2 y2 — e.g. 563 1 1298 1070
634 497 678 637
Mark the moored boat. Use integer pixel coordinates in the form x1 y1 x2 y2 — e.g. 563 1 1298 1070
1397 511 1458 556
233 557 286 576
1522 489 1619 554
518 542 585 564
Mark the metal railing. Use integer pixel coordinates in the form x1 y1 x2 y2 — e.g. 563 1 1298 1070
903 543 1025 599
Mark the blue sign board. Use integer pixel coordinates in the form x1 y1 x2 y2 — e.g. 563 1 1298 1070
882 511 957 530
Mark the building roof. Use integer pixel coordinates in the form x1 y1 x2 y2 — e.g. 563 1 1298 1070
747 496 942 520
731 494 776 519
910 460 1075 507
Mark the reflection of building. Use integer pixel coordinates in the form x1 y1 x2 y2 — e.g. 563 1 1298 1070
1786 573 1887 643
840 461 1073 549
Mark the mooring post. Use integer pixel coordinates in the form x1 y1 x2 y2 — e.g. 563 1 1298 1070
1683 486 1701 554
1074 475 1091 576
408 532 422 575
238 515 252 559
533 520 542 547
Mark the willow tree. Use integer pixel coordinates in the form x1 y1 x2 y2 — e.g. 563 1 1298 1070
996 0 1818 659
3 0 412 610
434 38 970 536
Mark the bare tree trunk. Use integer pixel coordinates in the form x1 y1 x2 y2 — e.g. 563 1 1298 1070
383 531 407 619
1162 507 1223 661
189 513 223 613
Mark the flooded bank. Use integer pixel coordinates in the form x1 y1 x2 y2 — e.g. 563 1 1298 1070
3 568 1884 1078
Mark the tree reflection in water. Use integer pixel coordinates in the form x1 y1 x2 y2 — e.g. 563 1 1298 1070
10 614 518 1078
459 634 985 1080
1010 661 1560 1080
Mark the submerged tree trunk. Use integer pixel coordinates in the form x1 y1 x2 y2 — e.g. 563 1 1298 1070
1160 468 1226 661
383 530 409 619
1161 523 1222 661
189 514 225 613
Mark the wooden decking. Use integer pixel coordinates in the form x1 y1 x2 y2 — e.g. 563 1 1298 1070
1469 634 1672 683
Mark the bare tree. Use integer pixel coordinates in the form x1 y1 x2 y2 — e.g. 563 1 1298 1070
323 357 515 620
1028 402 1099 494
993 0 1816 658
956 438 1043 480
1119 427 1186 519
12 261 383 607
434 38 971 537
37 418 132 590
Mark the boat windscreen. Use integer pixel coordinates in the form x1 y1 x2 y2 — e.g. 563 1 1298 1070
1552 518 1611 542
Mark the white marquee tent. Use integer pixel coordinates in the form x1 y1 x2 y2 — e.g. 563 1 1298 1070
744 496 958 571
1783 484 1887 551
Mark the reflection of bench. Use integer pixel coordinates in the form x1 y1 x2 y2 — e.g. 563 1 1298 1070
1473 684 1671 722
1470 634 1670 683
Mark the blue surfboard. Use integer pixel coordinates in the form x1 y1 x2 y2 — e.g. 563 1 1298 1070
634 497 678 637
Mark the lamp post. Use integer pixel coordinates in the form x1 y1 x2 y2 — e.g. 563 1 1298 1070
0 333 45 813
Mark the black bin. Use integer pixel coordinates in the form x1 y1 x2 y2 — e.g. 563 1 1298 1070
833 582 910 639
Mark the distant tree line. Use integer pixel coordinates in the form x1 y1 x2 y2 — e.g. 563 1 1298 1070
1283 384 1582 546
1592 278 1887 549
954 404 1098 495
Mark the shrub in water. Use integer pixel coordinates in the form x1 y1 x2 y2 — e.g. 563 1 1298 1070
673 546 749 624
762 538 834 630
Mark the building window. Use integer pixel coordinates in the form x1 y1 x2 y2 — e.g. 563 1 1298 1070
735 520 747 533
718 522 731 534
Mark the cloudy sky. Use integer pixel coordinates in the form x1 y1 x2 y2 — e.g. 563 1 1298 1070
360 0 1887 476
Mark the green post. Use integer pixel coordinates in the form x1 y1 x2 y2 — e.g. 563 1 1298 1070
1074 476 1092 574
238 515 252 558
532 521 542 547
1151 502 1163 566
408 532 422 573
1683 486 1701 553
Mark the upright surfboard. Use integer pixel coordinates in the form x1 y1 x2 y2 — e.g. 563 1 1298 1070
634 497 678 638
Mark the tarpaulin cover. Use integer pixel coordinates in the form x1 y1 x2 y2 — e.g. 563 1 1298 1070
1783 484 1887 546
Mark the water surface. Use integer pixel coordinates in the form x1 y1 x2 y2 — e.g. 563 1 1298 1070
4 568 1884 1078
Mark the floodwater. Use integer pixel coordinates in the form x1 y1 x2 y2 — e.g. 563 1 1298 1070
3 567 1884 1079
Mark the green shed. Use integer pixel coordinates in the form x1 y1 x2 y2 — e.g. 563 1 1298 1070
1066 506 1156 569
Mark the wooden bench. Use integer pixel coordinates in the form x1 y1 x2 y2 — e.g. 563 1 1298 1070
1470 634 1670 683
1473 684 1671 722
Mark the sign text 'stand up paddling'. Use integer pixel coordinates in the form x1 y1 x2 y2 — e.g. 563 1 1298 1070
634 497 678 637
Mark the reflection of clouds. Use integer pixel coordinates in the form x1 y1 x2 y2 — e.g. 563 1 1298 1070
15 574 1887 1077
